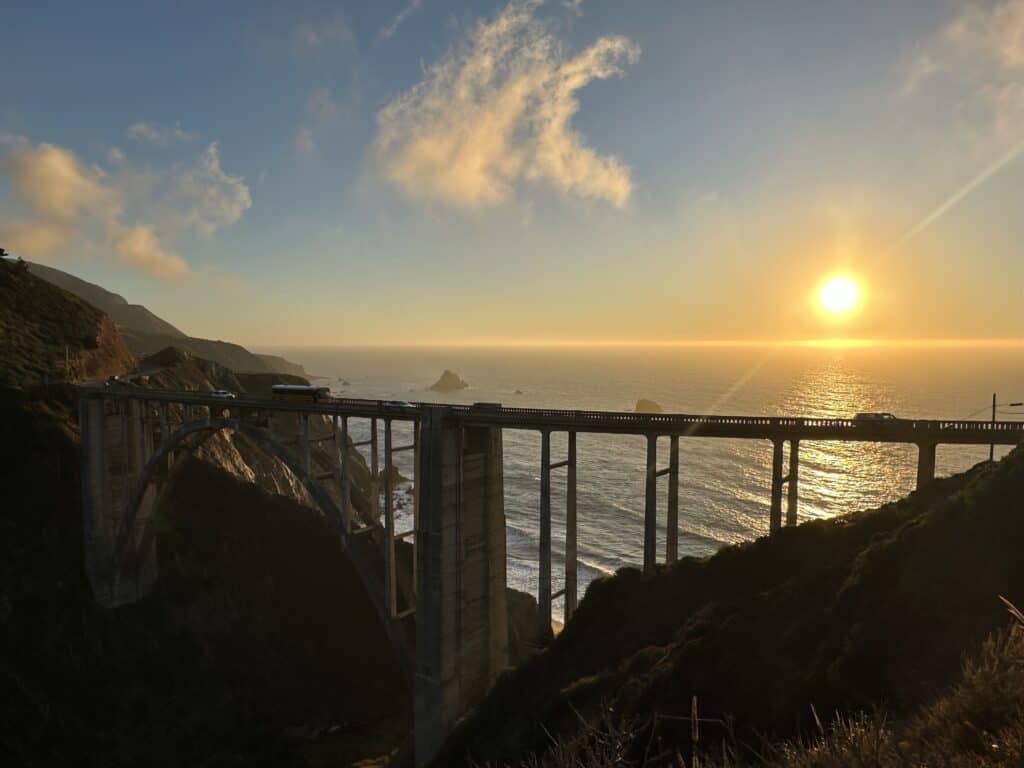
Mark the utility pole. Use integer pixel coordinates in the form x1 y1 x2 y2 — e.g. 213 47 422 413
990 394 1024 462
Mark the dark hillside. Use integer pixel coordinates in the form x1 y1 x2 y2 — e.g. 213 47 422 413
437 448 1024 765
0 387 408 766
27 260 308 377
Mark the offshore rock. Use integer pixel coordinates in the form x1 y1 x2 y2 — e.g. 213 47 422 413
430 369 469 392
635 398 663 413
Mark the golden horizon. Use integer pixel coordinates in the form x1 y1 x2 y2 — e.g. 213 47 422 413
259 337 1024 351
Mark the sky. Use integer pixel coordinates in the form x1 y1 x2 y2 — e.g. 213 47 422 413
2 0 1023 347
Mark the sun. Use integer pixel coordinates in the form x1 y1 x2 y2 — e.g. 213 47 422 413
818 274 861 316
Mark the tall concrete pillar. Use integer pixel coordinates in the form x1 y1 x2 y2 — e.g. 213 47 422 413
644 434 657 573
564 431 578 621
666 436 679 563
786 439 800 527
916 442 937 490
769 439 784 534
539 429 552 639
384 420 397 618
415 408 508 767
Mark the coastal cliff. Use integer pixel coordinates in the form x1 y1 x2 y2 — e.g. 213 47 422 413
0 258 135 386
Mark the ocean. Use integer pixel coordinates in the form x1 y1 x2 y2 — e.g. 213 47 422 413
267 345 1024 617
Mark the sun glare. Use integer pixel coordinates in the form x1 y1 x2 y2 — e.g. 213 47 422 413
818 275 861 316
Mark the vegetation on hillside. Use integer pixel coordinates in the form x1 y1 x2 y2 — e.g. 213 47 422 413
439 446 1024 766
0 256 135 386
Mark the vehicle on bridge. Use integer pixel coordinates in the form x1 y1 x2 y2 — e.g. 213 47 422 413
271 384 331 402
210 389 237 399
854 411 897 421
382 400 416 412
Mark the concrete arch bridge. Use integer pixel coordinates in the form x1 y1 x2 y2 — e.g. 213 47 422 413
78 387 1024 765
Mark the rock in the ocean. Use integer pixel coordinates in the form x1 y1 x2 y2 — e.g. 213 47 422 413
430 369 469 392
635 398 663 413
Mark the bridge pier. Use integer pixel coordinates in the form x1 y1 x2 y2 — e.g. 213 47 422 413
415 408 508 767
644 434 658 573
667 435 679 562
769 439 784 533
539 429 552 638
565 431 578 621
786 439 799 527
916 442 937 490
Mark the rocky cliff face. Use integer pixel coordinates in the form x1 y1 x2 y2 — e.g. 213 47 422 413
131 346 376 522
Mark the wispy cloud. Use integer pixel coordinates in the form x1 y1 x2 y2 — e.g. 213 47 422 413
126 120 198 145
375 0 639 209
293 10 353 51
903 0 1024 147
293 88 339 155
175 142 253 239
379 0 424 41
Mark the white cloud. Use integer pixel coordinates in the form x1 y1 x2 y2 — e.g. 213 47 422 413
175 142 253 238
0 141 116 223
110 223 191 280
126 120 198 145
0 217 71 257
375 0 639 209
0 137 250 280
945 0 1024 70
379 0 424 41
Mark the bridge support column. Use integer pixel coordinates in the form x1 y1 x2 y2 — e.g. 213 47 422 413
371 418 379 521
415 408 508 767
667 436 679 563
916 442 937 490
644 434 658 573
384 419 397 617
786 439 799 527
539 430 552 638
80 397 113 604
565 431 578 622
769 439 784 534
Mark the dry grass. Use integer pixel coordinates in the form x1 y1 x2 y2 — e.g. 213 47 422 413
495 601 1024 768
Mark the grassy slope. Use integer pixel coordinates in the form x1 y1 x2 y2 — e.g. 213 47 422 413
0 258 134 386
438 448 1024 766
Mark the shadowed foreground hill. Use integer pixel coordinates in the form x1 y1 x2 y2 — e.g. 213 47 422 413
437 447 1024 766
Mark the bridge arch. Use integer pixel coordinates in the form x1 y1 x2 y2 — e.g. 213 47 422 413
115 415 413 686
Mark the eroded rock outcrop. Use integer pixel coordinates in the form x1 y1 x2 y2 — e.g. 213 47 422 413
430 369 469 392
634 397 663 413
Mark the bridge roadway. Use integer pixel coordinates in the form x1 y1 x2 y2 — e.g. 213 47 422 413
89 385 1024 444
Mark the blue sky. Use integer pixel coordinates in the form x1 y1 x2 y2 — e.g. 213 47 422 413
2 0 1023 346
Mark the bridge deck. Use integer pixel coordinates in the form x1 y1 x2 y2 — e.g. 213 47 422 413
83 387 1024 446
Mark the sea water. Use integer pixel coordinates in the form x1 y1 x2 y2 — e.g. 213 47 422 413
267 345 1024 615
